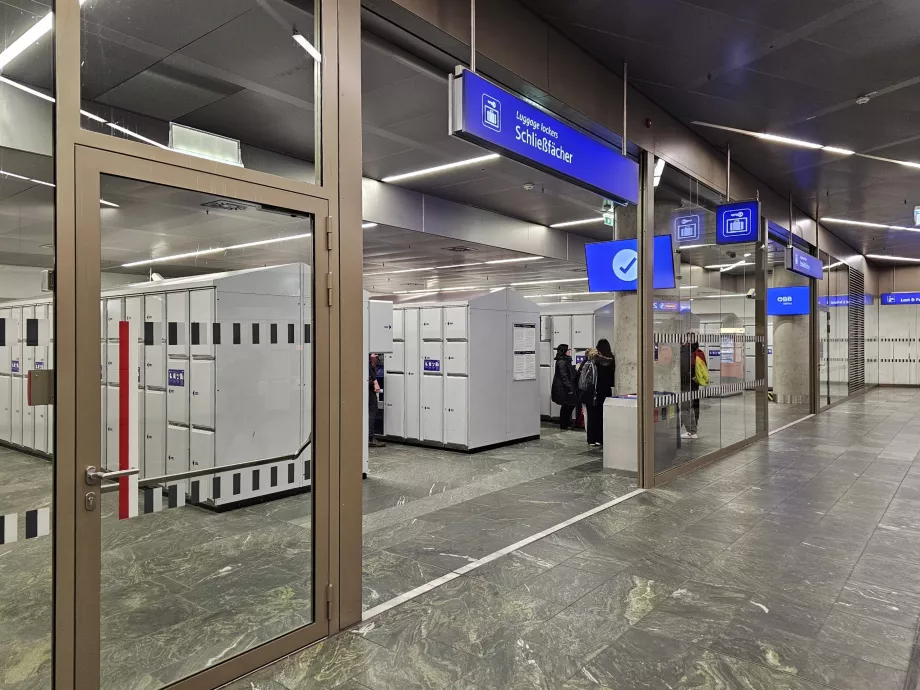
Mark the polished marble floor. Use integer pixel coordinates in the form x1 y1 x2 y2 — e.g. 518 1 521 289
229 387 920 690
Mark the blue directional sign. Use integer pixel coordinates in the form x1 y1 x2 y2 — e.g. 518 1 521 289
882 292 920 305
819 295 873 307
450 70 639 205
716 200 760 245
585 235 676 292
786 247 823 280
767 286 810 316
672 211 702 244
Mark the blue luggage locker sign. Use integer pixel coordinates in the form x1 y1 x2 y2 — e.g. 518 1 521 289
672 211 702 243
167 369 185 386
450 69 639 205
423 359 441 372
716 200 760 245
882 292 920 305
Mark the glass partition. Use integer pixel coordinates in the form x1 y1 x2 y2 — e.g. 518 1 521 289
819 252 849 408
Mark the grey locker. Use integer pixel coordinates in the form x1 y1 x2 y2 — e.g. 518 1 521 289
190 289 215 357
443 306 468 340
392 308 405 341
445 376 468 446
421 341 443 371
539 341 552 366
420 307 442 340
0 375 10 442
167 424 190 478
144 389 166 478
166 360 189 425
383 373 405 438
190 428 215 501
105 385 120 470
540 316 552 342
166 291 189 358
552 315 572 350
421 374 443 443
387 341 405 373
34 403 47 454
539 365 552 417
444 341 468 375
572 315 594 349
146 344 166 389
10 378 22 445
106 342 121 385
106 298 125 340
404 309 420 440
190 359 215 429
125 296 143 332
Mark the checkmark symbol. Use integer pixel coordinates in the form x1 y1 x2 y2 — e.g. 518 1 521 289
623 256 638 273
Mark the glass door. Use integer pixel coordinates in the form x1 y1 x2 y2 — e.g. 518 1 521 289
72 146 330 690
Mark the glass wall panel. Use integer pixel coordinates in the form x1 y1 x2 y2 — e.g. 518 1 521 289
0 0 55 686
94 175 315 689
651 164 762 475
80 0 320 185
865 290 879 388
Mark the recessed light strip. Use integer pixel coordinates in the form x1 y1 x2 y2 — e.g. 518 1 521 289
121 233 313 268
511 278 588 286
866 254 920 263
292 31 322 63
821 217 920 233
484 256 542 264
382 154 500 183
362 222 378 229
549 218 604 228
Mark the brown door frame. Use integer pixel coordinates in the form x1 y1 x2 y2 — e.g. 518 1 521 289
71 147 332 690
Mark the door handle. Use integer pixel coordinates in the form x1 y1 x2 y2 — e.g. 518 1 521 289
85 466 139 485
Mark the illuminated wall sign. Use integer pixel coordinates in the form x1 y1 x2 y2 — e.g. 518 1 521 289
785 247 824 280
882 292 920 305
653 301 692 313
819 295 873 307
716 200 760 245
450 69 639 205
672 210 702 244
585 235 677 292
768 286 810 315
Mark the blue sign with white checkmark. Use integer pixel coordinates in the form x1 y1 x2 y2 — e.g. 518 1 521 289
585 235 676 292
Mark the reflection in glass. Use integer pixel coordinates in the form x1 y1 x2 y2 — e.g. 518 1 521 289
80 0 320 185
0 0 55 687
95 176 314 688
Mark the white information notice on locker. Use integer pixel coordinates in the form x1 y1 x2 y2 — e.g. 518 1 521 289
513 352 537 381
513 323 536 351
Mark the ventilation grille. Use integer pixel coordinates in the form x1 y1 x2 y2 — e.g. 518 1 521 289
849 268 866 395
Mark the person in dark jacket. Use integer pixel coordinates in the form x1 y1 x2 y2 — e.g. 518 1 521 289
586 338 615 446
551 344 578 430
680 336 706 439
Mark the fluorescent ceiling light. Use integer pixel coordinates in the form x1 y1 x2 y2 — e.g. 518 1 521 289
753 132 823 149
550 218 604 228
695 293 747 299
80 109 107 123
678 285 699 289
29 178 54 187
534 291 611 298
382 154 500 183
0 13 52 72
292 31 322 63
0 170 28 180
364 262 484 277
704 261 753 270
121 233 313 267
362 222 378 229
821 217 920 232
435 262 484 269
676 244 711 251
484 256 542 264
106 123 169 150
744 253 752 257
654 158 666 177
0 76 53 102
511 278 587 286
441 286 482 292
99 199 119 207
901 161 920 169
866 254 920 263
822 146 855 156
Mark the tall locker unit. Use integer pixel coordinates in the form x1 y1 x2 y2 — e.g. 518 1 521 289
384 290 539 450
0 264 314 510
362 292 394 475
538 301 615 420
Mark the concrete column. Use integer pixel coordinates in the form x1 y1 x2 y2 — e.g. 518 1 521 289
613 204 639 394
772 269 810 403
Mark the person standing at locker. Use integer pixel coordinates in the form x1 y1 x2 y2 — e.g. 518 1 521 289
368 353 385 448
585 338 615 447
551 344 578 430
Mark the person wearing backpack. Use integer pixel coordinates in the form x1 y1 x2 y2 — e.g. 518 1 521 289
551 344 578 430
585 339 615 447
680 338 708 439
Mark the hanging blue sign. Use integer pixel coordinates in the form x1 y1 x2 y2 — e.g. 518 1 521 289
716 200 760 245
585 235 677 292
819 295 873 307
882 292 920 305
672 211 702 243
423 359 441 372
767 286 810 315
450 70 639 205
785 247 823 280
653 301 692 313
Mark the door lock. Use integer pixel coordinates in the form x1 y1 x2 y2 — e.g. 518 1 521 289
84 492 97 511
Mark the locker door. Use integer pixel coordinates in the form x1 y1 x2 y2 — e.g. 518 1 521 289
421 374 444 443
105 385 119 469
539 366 552 416
166 424 190 476
368 300 394 353
572 315 594 349
47 405 54 455
190 359 215 429
0 308 10 375
443 307 468 340
421 341 443 372
106 342 121 385
144 390 166 478
539 341 552 367
190 429 215 501
20 305 35 375
105 298 125 340
444 341 468 375
145 344 166 389
387 341 405 373
20 371 34 449
34 403 47 453
136 387 145 472
166 361 189 425
540 316 552 342
420 307 442 340
189 289 215 357
383 373 405 438
552 315 572 350
404 309 420 439
445 376 468 446
11 377 22 445
0 376 10 442
392 308 405 341
125 295 143 329
166 291 189 358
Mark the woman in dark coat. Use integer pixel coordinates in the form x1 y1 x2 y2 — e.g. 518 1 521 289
586 338 615 446
551 344 578 430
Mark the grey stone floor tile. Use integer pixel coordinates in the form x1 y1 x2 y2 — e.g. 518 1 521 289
465 551 550 589
515 564 613 605
362 551 451 610
836 578 920 630
852 554 920 595
815 607 914 671
800 645 907 690
354 638 477 690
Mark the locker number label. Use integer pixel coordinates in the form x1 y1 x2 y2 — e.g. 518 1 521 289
423 359 441 372
11 360 19 373
168 369 185 387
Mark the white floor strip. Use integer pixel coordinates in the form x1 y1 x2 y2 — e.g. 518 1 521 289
769 414 815 436
361 487 646 621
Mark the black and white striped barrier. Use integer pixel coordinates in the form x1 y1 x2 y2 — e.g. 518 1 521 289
654 379 767 407
0 507 50 544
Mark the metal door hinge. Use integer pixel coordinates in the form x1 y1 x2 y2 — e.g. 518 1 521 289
326 272 334 307
326 583 334 620
325 216 333 251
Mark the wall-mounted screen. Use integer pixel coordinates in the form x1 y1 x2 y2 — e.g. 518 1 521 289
767 286 811 315
585 235 676 292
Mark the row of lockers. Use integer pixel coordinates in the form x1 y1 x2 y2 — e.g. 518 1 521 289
382 373 468 446
392 305 470 342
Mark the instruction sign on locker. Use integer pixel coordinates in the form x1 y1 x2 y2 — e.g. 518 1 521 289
423 359 441 372
167 369 185 387
450 69 639 205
